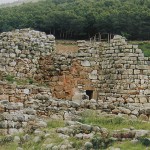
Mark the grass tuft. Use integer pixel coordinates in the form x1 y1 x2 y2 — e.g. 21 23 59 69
47 120 65 129
112 140 150 150
138 42 150 57
80 110 150 131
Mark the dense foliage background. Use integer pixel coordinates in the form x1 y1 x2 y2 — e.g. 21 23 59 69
0 0 150 40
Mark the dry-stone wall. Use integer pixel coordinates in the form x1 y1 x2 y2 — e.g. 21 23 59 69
0 80 99 135
36 42 99 101
0 29 150 135
99 35 150 103
0 81 52 135
0 28 55 78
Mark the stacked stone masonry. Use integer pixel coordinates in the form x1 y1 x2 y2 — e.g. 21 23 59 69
99 35 150 104
36 41 99 100
0 29 150 135
0 28 55 78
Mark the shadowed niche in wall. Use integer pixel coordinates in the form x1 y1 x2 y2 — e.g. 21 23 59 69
86 90 93 100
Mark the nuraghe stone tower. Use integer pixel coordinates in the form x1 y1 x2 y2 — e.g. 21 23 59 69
0 29 150 135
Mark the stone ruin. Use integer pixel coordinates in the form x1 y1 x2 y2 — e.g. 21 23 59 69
0 29 150 135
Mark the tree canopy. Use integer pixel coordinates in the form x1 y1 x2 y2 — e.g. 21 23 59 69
0 0 150 40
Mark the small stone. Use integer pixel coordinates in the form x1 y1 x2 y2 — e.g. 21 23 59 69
33 136 41 143
101 128 109 137
131 110 139 116
45 144 54 150
34 129 44 135
131 139 138 144
9 128 19 135
52 145 59 150
36 120 47 128
60 144 68 150
45 133 50 138
89 74 97 80
83 133 94 139
109 147 121 150
135 130 150 138
81 124 92 132
23 134 30 141
58 133 69 139
139 97 147 103
14 136 20 143
130 115 137 120
81 60 90 67
23 89 30 95
10 53 16 58
75 133 83 139
112 109 120 114
139 114 149 121
9 61 16 67
145 109 150 115
119 107 131 114
16 147 23 150
84 142 93 149
70 101 80 108
47 35 55 40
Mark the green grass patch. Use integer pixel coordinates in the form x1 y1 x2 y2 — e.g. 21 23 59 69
50 135 64 144
22 135 45 150
80 110 150 131
4 74 15 83
138 42 150 57
4 74 34 85
0 143 18 150
69 137 85 149
129 41 150 57
111 140 150 150
47 120 65 129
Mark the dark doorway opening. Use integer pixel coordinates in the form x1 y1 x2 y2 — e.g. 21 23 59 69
86 90 93 100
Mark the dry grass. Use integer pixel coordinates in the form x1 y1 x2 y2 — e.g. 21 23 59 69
56 40 78 54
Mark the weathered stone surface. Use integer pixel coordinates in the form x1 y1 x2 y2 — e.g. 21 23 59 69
84 142 93 149
0 31 150 138
119 107 131 114
81 60 90 67
139 97 147 103
33 136 41 143
139 114 149 121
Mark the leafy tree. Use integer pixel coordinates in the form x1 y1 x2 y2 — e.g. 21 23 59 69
0 0 150 40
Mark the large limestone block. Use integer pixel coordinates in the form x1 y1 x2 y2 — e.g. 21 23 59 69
144 89 150 95
139 96 148 103
81 60 91 67
72 89 83 103
134 69 140 74
119 107 131 114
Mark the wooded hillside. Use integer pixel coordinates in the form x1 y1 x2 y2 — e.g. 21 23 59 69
0 0 150 40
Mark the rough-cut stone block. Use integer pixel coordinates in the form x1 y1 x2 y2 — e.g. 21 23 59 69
119 107 131 114
139 114 149 121
134 69 140 74
125 45 132 49
137 65 149 70
133 45 138 49
144 90 150 95
81 60 90 67
139 96 147 103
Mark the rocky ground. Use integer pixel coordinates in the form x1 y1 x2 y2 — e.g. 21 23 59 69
0 107 150 150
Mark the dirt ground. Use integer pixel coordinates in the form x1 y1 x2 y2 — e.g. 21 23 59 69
56 40 79 54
